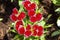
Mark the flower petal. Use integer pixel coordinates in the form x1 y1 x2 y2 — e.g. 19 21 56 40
24 30 32 37
18 27 25 35
15 21 23 31
36 13 42 21
18 12 26 20
28 10 35 17
30 16 37 22
12 8 18 14
10 14 17 21
30 3 36 9
26 24 31 30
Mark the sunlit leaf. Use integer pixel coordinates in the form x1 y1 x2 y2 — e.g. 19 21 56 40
40 35 46 40
57 17 60 27
11 0 13 2
0 18 3 21
44 24 53 28
52 0 60 6
38 20 46 26
55 8 60 13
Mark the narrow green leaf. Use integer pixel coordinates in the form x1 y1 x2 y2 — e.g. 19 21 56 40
10 29 16 33
44 24 53 28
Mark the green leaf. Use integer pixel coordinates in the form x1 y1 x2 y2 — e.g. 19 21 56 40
19 1 24 12
38 20 46 26
39 7 43 13
45 14 52 21
57 17 60 27
44 24 53 28
0 18 3 21
31 0 39 5
40 35 46 40
14 35 20 40
52 0 60 6
11 0 13 2
19 1 22 6
51 30 60 37
55 8 60 13
10 29 16 33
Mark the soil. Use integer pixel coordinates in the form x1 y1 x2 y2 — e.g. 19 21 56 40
0 0 60 40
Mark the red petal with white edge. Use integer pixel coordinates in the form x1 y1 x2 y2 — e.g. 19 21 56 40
23 1 32 10
15 21 23 31
10 14 17 21
24 30 32 37
28 10 35 17
12 8 18 14
32 30 37 36
33 25 38 30
18 12 26 20
18 26 25 35
23 1 31 7
30 16 37 22
36 13 42 21
26 24 31 30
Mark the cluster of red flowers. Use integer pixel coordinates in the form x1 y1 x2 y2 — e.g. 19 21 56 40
23 1 42 22
10 0 44 38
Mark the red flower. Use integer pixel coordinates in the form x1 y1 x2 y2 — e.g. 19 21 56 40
12 8 18 14
23 1 31 10
10 14 17 21
18 26 25 35
32 25 44 36
24 30 32 37
37 31 43 36
36 13 42 21
30 3 36 10
33 25 38 30
28 10 35 17
38 26 44 32
17 12 26 20
30 16 37 22
30 13 42 22
23 1 31 7
26 24 31 30
23 1 36 10
15 21 23 31
37 26 44 36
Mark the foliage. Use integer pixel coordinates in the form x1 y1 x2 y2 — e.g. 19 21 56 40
0 18 3 22
51 30 60 37
52 0 60 6
57 17 60 27
55 8 60 13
